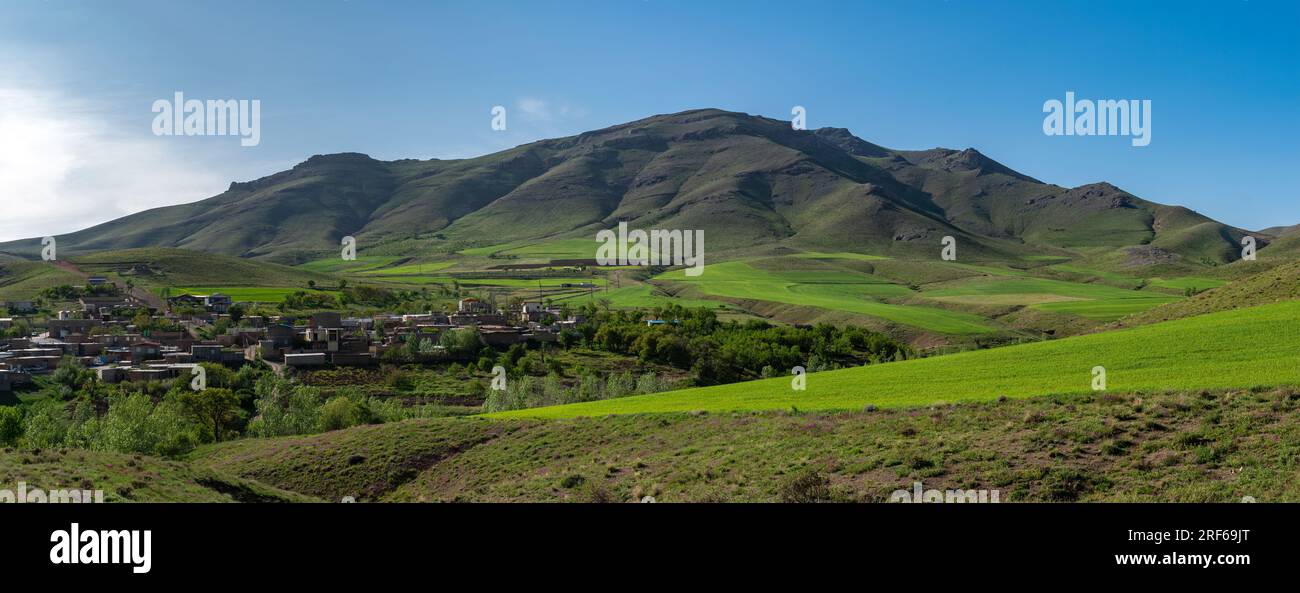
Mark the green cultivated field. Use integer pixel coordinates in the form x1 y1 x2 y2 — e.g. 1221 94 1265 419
563 284 724 309
175 287 339 303
790 251 890 262
297 256 406 274
489 301 1300 419
1033 296 1180 319
356 262 455 276
1148 277 1227 291
460 238 595 259
657 260 993 334
923 276 1180 320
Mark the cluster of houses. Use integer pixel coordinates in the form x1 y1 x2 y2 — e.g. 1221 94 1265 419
0 292 581 393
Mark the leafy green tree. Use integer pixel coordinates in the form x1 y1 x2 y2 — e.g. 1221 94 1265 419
246 376 322 437
181 388 242 443
228 303 246 325
21 400 69 448
92 392 195 455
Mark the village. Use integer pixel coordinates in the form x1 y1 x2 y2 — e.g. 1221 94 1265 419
0 281 583 394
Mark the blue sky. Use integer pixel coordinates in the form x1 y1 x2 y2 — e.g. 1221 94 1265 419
1 0 1297 240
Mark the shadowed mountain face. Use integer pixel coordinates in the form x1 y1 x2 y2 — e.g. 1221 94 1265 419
0 109 1252 265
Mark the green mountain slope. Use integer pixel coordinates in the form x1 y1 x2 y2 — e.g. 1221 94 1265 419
0 109 1253 269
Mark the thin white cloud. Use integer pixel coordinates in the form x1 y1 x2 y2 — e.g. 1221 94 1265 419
515 97 587 124
0 86 231 242
516 97 554 122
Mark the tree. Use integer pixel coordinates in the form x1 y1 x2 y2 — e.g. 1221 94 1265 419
228 303 246 325
181 388 241 443
307 280 317 290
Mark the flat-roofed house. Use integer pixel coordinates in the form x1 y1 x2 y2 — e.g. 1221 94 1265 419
284 352 327 367
130 341 162 363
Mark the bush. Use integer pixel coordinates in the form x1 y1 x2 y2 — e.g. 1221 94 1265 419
0 406 23 447
778 468 833 503
318 396 372 432
384 367 415 391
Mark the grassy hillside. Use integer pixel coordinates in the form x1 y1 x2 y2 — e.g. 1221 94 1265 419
71 248 336 288
488 301 1300 418
1116 260 1300 327
187 387 1300 502
0 260 84 300
0 447 315 502
191 418 511 502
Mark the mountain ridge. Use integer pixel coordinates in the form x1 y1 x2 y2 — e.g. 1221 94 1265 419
0 108 1256 267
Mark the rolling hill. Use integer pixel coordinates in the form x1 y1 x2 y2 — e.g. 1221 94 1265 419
0 248 338 301
187 387 1300 502
486 300 1300 419
1114 260 1300 327
0 109 1256 270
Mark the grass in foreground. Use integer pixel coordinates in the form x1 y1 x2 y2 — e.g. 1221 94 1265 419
487 301 1300 419
0 448 245 502
189 387 1300 502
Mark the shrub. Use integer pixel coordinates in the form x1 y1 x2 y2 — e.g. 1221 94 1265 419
778 468 833 503
384 367 415 391
318 396 371 432
0 406 23 447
